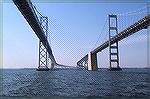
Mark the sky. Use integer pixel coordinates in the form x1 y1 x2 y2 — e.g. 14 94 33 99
2 1 149 68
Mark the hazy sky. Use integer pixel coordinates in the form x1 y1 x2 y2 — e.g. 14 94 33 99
3 1 148 68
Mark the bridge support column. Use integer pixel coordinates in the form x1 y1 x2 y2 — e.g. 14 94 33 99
37 16 50 71
108 14 122 71
88 52 98 71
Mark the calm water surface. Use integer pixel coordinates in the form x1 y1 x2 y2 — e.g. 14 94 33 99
0 68 150 99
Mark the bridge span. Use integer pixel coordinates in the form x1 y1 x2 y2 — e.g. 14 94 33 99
77 14 150 70
13 0 57 70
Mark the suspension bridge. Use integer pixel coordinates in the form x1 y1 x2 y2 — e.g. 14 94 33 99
77 13 149 71
13 0 150 71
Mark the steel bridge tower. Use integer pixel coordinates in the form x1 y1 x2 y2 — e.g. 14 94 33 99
37 16 50 71
108 14 122 71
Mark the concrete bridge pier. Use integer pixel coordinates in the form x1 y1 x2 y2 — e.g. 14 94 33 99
87 52 98 71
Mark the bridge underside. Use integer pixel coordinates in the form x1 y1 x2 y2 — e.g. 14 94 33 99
13 0 57 70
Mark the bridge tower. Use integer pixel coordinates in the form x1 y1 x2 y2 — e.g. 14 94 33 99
108 14 122 71
37 16 50 71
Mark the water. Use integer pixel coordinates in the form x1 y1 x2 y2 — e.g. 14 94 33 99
0 68 150 99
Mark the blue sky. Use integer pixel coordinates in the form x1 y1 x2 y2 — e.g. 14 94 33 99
3 2 148 68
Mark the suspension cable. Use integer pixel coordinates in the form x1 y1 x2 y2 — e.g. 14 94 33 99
117 6 147 16
32 4 44 17
91 17 108 50
101 17 115 44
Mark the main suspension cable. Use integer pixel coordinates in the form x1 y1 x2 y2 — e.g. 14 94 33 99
91 17 108 51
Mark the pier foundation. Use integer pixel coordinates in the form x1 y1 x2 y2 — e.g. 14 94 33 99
88 52 98 71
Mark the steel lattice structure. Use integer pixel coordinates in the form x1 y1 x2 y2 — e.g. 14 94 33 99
38 16 49 70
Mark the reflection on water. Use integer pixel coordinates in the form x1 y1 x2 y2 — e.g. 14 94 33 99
1 68 150 98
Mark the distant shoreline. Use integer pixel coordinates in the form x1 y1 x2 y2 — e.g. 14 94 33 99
0 67 150 70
